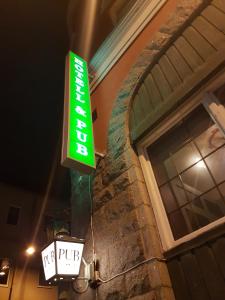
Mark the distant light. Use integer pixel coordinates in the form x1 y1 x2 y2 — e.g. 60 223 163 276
59 277 63 280
48 282 51 285
26 246 36 256
54 278 57 282
2 265 9 270
72 277 75 280
0 271 6 276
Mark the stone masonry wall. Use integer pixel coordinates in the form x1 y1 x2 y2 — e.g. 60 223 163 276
71 1 208 299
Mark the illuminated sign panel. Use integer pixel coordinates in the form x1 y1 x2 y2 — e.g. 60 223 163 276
62 51 95 174
56 241 84 276
41 240 84 281
41 242 56 280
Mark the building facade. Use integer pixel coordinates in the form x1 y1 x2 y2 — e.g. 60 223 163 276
0 182 58 300
65 0 225 299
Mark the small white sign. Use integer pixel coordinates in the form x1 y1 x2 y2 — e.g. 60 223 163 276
41 242 56 280
56 241 84 276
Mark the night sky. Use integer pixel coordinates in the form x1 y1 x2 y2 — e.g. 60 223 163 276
0 0 69 194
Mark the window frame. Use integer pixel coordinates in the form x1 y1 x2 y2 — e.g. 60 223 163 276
137 71 225 251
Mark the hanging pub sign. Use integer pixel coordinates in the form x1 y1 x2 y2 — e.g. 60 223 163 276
61 51 95 174
41 237 84 281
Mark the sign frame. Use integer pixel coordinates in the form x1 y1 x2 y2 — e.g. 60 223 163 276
41 236 84 282
62 51 95 174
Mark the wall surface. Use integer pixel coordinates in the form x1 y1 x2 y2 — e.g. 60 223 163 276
69 1 215 300
0 265 57 300
91 0 178 154
167 229 225 300
0 183 58 300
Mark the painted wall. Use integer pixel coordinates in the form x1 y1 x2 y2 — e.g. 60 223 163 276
0 183 58 300
91 0 177 154
0 265 57 300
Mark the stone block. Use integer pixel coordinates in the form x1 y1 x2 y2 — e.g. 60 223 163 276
140 225 163 258
97 276 126 300
102 189 136 226
93 173 104 194
129 291 157 300
135 205 157 228
112 171 131 194
160 0 203 37
102 153 130 186
93 184 115 211
156 286 175 300
125 264 151 298
128 165 145 184
95 156 106 176
92 206 107 234
108 231 145 276
118 210 140 238
127 180 151 207
96 248 110 280
148 261 172 289
109 113 126 135
108 129 129 161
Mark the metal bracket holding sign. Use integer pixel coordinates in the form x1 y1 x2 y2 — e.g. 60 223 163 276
62 51 95 174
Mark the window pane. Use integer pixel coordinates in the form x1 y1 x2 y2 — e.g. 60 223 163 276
159 183 178 213
147 103 225 241
214 82 225 105
170 177 188 207
148 124 189 186
169 209 190 240
7 206 20 225
181 161 214 195
192 188 225 227
205 145 225 184
187 105 214 138
172 142 201 173
194 124 225 157
218 182 225 197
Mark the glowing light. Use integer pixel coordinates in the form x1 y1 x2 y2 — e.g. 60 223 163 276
0 271 6 276
196 160 206 169
26 246 36 256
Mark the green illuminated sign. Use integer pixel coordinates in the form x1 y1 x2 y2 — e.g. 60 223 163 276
62 51 95 174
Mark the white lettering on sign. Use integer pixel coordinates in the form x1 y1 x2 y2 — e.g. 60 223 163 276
76 143 88 156
73 56 89 158
56 241 84 276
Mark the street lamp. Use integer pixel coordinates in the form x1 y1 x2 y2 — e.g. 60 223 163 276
25 246 36 256
41 235 84 283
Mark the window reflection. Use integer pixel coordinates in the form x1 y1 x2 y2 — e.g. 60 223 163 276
147 105 225 240
205 145 225 184
0 259 9 285
181 161 214 195
195 125 225 157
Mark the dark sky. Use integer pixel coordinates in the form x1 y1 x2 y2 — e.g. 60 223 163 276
0 0 69 194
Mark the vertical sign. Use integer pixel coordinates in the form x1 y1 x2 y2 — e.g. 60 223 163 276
62 51 95 174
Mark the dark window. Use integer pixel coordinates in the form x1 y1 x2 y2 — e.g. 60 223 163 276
92 109 97 122
7 206 20 225
147 105 225 240
0 259 10 285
